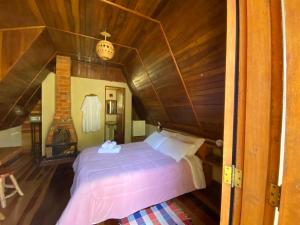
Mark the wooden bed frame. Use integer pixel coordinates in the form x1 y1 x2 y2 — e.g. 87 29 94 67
162 128 222 186
196 141 221 186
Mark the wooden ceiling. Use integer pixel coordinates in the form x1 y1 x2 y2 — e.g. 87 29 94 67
0 0 226 139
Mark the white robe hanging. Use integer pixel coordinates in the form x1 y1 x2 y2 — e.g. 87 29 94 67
81 95 101 132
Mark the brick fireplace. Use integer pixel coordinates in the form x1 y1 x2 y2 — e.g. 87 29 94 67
45 55 77 157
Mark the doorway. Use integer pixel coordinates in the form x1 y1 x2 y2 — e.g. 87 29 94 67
104 86 126 144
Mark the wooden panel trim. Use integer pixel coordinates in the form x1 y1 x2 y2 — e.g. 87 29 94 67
134 49 171 122
0 52 57 126
263 0 283 224
97 0 160 23
232 0 247 224
240 0 274 224
278 0 300 224
0 31 2 76
220 0 237 224
122 66 155 123
24 86 41 109
56 51 125 67
0 26 46 32
158 23 202 130
47 27 136 50
0 27 45 81
70 58 124 68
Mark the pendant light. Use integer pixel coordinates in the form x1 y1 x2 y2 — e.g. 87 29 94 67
96 31 115 61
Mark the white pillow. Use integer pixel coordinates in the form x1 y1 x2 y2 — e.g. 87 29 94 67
161 130 177 138
144 132 167 149
175 133 205 156
156 137 195 162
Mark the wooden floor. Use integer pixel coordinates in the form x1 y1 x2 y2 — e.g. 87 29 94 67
0 154 220 225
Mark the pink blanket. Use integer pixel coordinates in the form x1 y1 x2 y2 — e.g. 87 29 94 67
57 142 196 225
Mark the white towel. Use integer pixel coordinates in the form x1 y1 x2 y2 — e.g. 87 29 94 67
98 145 121 154
101 140 116 149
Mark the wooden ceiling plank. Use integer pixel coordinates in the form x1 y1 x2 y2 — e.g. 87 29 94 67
0 52 57 126
0 0 44 29
135 49 171 122
70 0 80 33
27 0 45 25
0 27 45 81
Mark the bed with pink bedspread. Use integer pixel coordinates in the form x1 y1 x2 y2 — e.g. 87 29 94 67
56 141 205 225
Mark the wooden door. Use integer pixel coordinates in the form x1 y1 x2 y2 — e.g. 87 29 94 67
115 88 125 144
278 0 300 224
221 0 283 225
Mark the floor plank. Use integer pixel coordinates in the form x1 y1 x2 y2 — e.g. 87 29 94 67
0 154 220 225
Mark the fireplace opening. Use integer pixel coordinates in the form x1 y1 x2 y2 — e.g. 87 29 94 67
53 127 71 145
52 127 71 156
45 122 78 158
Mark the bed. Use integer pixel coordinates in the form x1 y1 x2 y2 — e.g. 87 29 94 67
57 135 210 225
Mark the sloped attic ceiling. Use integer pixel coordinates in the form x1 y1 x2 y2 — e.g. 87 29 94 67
0 0 226 139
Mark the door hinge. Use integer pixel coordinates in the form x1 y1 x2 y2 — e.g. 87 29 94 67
223 165 243 188
269 183 281 207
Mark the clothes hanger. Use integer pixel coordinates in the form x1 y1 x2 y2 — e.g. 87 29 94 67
86 94 97 97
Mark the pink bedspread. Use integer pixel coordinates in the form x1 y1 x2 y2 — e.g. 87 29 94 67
56 142 196 225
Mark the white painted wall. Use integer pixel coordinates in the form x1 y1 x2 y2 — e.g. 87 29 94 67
146 123 156 136
0 126 22 148
42 72 132 155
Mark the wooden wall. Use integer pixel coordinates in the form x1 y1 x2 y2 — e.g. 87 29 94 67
71 60 126 83
122 0 226 139
0 0 226 139
0 27 55 130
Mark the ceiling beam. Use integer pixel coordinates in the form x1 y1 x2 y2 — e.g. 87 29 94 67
56 51 125 67
70 58 124 68
97 0 160 23
47 27 137 50
0 26 46 32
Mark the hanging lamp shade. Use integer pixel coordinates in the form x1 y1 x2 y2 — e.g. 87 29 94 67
96 31 114 61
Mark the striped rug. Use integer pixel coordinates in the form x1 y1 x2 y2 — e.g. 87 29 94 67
120 201 192 225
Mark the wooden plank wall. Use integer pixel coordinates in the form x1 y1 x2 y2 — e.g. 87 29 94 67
0 28 55 130
123 0 226 139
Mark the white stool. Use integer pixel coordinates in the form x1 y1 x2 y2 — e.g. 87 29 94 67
0 167 24 208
